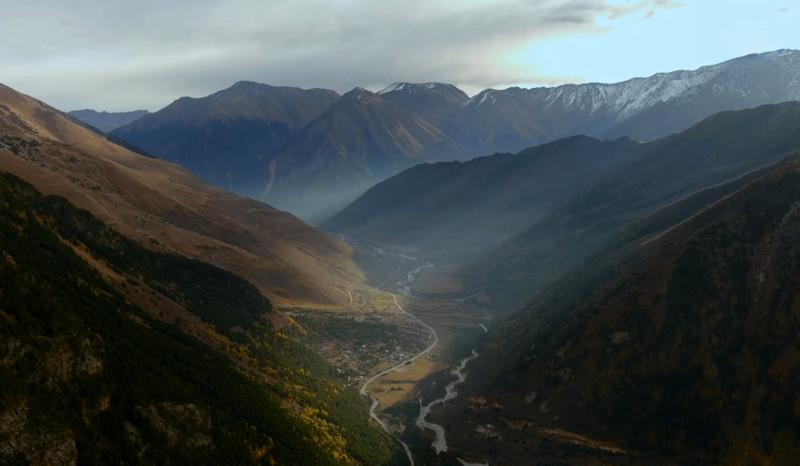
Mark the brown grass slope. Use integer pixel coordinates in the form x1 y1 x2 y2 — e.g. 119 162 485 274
0 82 365 307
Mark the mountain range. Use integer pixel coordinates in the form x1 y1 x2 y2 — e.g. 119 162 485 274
101 49 800 221
110 82 340 200
67 109 150 132
448 49 800 154
327 102 800 309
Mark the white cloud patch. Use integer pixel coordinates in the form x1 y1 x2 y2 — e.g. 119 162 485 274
0 0 688 111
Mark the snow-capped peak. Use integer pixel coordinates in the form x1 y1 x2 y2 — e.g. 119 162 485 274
467 89 498 107
378 82 409 95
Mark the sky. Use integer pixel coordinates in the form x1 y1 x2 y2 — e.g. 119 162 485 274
1 0 798 112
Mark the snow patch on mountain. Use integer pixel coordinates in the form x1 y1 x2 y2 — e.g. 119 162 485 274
378 82 409 94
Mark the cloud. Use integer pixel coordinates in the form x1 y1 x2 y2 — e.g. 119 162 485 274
654 0 686 9
0 0 689 111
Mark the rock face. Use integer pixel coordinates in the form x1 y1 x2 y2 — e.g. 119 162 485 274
0 402 79 466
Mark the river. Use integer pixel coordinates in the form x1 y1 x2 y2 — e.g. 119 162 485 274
358 245 486 465
416 349 480 453
359 248 438 465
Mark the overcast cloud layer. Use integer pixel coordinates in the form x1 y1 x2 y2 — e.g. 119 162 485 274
0 0 794 111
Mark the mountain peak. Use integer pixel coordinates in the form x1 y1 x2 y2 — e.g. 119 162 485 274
377 81 468 99
466 89 499 107
339 87 381 105
226 80 272 92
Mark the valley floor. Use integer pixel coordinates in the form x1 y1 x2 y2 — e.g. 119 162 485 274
290 239 492 464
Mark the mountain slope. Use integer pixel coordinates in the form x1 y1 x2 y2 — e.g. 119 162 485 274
327 102 800 309
0 172 400 465
112 81 340 193
377 82 469 128
323 135 647 262
448 49 800 154
446 151 800 465
260 87 471 221
68 109 149 132
0 82 364 307
465 102 800 308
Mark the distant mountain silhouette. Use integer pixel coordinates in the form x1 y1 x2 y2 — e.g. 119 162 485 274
112 81 340 194
110 50 800 222
260 87 471 221
69 108 149 132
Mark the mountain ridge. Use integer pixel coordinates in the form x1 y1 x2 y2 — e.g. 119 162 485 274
448 49 800 153
107 49 800 221
112 81 340 194
252 86 472 221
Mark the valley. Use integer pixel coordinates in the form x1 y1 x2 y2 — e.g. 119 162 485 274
290 238 492 464
5 40 800 465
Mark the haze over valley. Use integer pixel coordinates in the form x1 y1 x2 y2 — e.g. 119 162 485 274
4 1 800 464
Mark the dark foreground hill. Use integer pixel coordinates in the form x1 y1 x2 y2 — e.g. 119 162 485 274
441 150 800 465
0 172 401 464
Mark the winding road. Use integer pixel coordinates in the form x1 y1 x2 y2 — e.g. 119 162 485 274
359 250 438 465
358 247 486 465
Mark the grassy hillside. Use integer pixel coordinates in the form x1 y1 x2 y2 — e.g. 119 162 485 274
0 172 401 464
1 81 367 310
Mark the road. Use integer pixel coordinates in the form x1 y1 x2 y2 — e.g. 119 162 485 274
359 251 439 466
